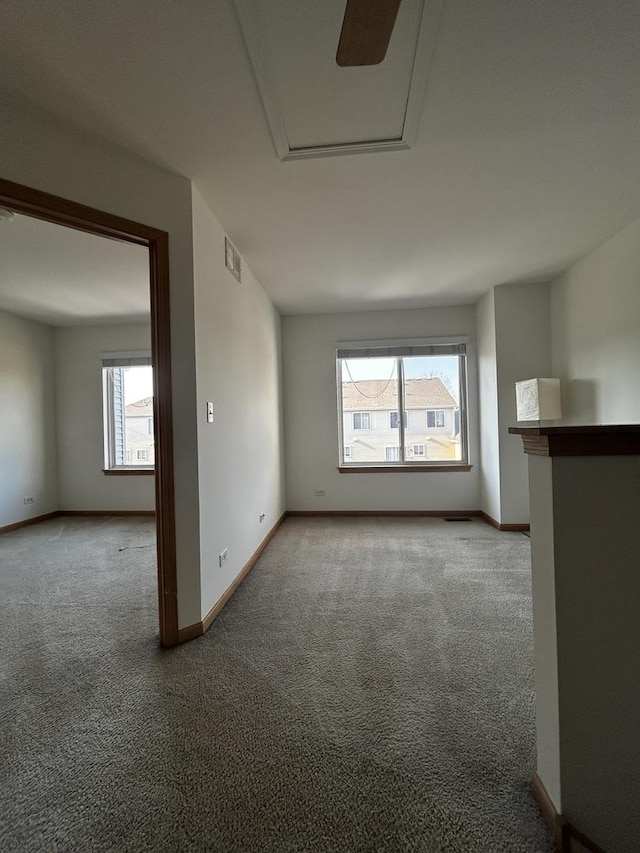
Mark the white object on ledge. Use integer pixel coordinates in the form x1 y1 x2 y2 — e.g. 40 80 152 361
515 378 561 422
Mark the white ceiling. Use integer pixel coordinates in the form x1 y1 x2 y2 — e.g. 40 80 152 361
0 214 149 326
236 0 433 155
1 0 640 315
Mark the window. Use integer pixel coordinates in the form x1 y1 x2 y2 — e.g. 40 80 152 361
389 411 408 429
427 409 445 429
102 354 155 470
352 411 371 430
338 342 468 466
344 446 352 458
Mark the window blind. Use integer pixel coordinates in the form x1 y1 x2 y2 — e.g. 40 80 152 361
336 342 466 359
101 351 151 367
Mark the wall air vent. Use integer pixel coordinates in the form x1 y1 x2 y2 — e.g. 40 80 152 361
225 237 242 283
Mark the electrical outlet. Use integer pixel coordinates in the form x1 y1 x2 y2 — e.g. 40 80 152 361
218 548 228 567
314 490 326 497
23 496 35 505
259 513 266 523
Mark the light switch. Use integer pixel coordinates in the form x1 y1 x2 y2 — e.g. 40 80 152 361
206 401 214 423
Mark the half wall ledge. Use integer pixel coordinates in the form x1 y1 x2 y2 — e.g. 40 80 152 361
508 424 640 457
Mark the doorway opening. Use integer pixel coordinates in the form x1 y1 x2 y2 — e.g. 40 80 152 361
0 177 178 647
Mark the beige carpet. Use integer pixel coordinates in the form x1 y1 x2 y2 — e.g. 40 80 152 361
0 515 552 852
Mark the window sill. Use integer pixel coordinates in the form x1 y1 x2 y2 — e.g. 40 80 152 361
103 468 155 476
338 464 472 473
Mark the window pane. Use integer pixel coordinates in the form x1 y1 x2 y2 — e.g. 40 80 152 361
103 363 155 469
341 358 398 463
389 411 407 429
385 446 400 462
402 356 463 462
123 366 154 466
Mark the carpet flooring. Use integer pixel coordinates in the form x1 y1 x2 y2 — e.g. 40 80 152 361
0 515 552 852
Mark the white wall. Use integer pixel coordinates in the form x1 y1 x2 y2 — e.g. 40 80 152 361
476 289 501 521
0 94 201 628
0 310 58 527
191 187 285 620
476 282 552 525
527 454 561 811
494 282 551 524
282 307 479 511
54 324 155 511
551 216 640 424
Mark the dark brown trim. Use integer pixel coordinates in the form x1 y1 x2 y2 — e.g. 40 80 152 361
103 468 155 476
509 424 640 457
531 773 606 853
531 773 564 850
58 510 155 517
177 513 286 643
561 823 607 853
286 509 483 518
338 464 473 473
0 177 166 244
148 227 178 648
0 511 58 535
0 177 178 648
480 511 530 532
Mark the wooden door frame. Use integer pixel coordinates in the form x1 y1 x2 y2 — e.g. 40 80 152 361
0 177 179 647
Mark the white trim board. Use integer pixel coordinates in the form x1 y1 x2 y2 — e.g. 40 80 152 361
234 0 445 161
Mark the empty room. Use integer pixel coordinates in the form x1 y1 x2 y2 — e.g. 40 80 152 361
1 2 639 852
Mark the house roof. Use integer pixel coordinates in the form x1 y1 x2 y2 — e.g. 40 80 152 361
125 397 153 417
342 378 456 411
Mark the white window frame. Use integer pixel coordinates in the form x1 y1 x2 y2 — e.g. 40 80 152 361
102 352 154 471
413 444 425 456
336 340 469 468
385 446 400 462
344 445 352 458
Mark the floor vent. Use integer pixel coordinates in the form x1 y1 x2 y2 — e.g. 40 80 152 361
444 517 473 522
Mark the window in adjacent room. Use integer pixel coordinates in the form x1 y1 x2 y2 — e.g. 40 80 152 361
338 343 468 467
102 353 155 470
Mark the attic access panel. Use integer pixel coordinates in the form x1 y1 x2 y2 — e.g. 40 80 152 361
234 0 444 160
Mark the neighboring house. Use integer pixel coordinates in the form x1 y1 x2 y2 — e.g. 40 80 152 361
124 397 155 465
341 377 460 462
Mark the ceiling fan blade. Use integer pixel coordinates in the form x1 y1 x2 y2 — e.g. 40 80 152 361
336 0 402 67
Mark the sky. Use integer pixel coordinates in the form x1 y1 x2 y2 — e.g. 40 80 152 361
123 366 153 404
